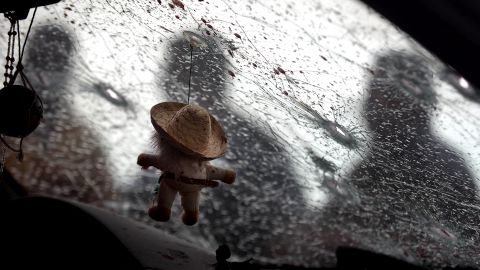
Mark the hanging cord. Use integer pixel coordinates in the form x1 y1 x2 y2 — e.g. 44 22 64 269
0 136 24 161
10 7 37 86
16 22 25 86
19 7 37 65
187 45 193 104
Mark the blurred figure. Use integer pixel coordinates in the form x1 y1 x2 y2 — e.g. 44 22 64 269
359 51 478 238
318 51 480 264
6 24 114 204
154 34 306 258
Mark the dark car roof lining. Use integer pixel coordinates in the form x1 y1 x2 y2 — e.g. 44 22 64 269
0 196 143 270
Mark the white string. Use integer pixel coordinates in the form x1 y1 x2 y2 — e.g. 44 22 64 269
187 45 193 104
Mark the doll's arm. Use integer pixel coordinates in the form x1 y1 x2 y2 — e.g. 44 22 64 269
206 165 236 184
137 153 168 171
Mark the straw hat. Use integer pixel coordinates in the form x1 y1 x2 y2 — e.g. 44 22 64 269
150 102 227 159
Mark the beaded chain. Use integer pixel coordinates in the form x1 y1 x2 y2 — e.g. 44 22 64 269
3 12 17 87
0 13 18 175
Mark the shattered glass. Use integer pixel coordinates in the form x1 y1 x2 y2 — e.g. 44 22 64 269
1 0 480 268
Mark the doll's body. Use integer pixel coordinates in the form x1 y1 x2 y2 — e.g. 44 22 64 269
138 138 234 225
138 137 206 225
137 102 235 225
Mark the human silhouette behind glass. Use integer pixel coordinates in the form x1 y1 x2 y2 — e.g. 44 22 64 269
321 51 480 259
6 25 114 204
156 34 306 258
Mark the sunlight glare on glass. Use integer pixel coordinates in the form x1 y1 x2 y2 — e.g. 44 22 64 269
459 77 470 88
106 88 120 101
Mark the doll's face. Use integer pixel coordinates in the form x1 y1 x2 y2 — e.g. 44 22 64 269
153 131 204 163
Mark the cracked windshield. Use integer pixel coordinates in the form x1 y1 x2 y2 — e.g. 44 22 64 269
2 0 480 268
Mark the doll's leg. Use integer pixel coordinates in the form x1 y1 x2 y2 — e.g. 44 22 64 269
179 190 200 226
149 180 177 221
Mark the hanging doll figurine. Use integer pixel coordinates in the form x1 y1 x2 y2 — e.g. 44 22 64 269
137 102 236 225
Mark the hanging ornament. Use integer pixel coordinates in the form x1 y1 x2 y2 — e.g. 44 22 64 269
0 8 43 163
137 102 235 226
0 84 42 138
